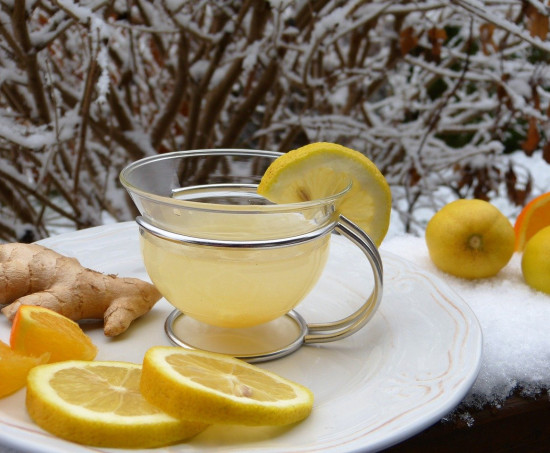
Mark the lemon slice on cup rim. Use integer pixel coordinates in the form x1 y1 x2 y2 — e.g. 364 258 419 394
257 142 392 246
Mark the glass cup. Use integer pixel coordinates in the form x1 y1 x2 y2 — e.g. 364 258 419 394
120 149 383 361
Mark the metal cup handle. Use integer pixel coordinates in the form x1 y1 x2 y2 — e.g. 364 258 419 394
304 215 383 344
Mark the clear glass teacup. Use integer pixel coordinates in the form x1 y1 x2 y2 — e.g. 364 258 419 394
120 149 383 361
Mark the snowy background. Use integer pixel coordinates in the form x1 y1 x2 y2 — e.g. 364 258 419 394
1 0 549 243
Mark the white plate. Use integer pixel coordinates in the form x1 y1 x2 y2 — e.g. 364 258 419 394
0 222 482 453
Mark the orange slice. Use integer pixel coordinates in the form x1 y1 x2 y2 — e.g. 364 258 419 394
514 192 550 251
0 339 48 398
10 305 97 362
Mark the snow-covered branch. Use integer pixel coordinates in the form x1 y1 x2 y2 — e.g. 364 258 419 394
0 0 548 242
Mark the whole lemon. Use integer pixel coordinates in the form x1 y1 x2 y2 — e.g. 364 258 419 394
425 199 515 279
521 226 550 294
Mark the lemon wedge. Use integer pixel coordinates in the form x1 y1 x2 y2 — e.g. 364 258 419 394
257 142 392 246
140 346 314 426
26 361 207 448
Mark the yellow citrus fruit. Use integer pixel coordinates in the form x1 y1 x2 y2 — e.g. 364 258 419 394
521 226 550 294
26 360 207 448
10 305 97 363
0 340 48 398
425 199 515 279
140 346 314 426
257 142 392 246
514 192 550 251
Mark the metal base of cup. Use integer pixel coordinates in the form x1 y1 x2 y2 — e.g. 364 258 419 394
164 309 309 363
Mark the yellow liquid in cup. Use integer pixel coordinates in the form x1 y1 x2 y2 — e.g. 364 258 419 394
141 230 330 328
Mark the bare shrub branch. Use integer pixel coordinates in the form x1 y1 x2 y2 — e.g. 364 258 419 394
0 0 548 242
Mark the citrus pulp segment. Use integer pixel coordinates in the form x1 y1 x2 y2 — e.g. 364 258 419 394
514 192 550 251
257 142 392 246
0 339 47 398
140 346 314 426
26 360 208 448
10 305 97 362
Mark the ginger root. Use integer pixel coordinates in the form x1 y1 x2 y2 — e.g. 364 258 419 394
0 243 162 336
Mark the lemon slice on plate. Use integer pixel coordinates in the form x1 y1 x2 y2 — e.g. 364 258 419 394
257 142 392 246
26 361 207 448
140 346 314 426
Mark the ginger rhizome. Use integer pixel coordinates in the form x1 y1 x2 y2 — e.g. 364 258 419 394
0 243 162 336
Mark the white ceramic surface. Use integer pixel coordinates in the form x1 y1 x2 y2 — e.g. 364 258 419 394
0 222 482 453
